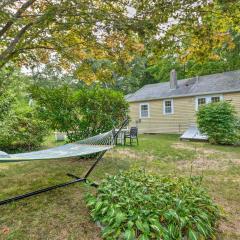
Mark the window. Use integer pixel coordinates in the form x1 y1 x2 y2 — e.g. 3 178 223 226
196 95 223 110
198 97 206 107
140 103 149 118
163 99 174 114
211 96 220 103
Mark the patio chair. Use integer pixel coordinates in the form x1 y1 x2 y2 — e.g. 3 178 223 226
124 127 138 146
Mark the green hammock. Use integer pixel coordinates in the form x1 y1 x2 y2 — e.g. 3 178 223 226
0 130 114 163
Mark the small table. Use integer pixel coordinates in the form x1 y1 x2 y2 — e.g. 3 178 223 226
115 128 129 145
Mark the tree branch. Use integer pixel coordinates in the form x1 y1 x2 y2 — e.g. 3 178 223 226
0 22 33 67
0 0 36 38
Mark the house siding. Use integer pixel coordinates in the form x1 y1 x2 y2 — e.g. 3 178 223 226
224 92 240 114
129 92 240 134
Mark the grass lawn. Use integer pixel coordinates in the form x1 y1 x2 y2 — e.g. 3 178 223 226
0 134 240 239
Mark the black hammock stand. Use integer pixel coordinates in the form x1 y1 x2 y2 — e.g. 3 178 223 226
0 119 128 206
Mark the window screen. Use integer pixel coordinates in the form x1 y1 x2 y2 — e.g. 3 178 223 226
140 104 149 118
164 100 173 114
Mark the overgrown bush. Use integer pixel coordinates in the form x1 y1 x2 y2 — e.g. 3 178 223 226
0 107 49 152
0 68 17 121
31 85 129 141
86 169 220 240
197 101 239 144
0 68 49 152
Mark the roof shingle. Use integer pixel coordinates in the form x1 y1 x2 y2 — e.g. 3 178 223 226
127 70 240 102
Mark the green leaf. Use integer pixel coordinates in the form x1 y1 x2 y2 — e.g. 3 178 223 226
86 198 96 207
115 212 126 226
168 224 177 238
142 222 150 233
95 201 103 212
101 206 108 214
196 223 208 237
136 220 145 232
127 221 134 228
124 229 135 240
101 226 114 238
188 229 198 240
150 223 162 233
139 234 149 240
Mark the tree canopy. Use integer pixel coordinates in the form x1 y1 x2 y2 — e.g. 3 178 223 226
0 0 239 85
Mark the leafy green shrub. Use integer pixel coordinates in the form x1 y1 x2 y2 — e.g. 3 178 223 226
86 169 220 240
0 107 49 152
0 67 49 152
197 101 239 144
31 85 128 141
0 67 18 122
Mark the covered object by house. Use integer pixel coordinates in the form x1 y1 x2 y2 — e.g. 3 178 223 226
126 70 240 134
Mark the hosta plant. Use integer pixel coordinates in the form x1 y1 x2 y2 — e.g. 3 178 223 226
86 169 220 240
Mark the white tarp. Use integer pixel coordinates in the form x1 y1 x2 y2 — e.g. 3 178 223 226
180 126 208 141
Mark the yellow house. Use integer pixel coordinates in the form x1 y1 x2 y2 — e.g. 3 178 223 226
126 70 240 134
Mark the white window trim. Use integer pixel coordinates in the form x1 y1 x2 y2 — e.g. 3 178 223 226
163 99 174 115
195 95 223 111
139 103 150 118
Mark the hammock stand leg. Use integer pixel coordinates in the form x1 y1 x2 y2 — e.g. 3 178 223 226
0 151 106 206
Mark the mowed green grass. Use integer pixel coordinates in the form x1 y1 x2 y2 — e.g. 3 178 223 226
0 134 240 240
